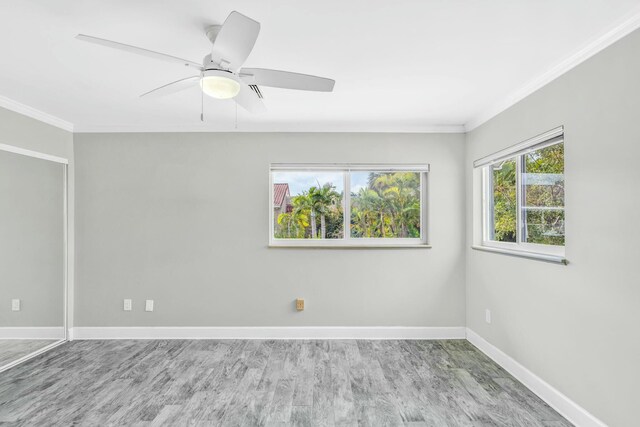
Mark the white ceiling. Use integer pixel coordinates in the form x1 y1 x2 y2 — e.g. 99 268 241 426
1 0 639 132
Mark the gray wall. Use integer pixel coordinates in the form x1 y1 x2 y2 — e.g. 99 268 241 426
74 132 466 327
0 106 73 329
465 28 640 426
0 150 64 326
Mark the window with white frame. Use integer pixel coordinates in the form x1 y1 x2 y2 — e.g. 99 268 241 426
269 164 429 247
475 127 565 257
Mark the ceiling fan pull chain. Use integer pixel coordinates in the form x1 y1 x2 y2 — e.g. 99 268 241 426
200 83 204 122
235 103 238 130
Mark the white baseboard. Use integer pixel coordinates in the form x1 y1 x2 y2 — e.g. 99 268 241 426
466 328 606 427
70 326 466 340
0 327 65 340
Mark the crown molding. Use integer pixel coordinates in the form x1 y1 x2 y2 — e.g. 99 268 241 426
73 123 466 134
0 95 73 132
465 6 640 132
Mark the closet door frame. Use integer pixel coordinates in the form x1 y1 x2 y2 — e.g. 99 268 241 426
0 143 68 373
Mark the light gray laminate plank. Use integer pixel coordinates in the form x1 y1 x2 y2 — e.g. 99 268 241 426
355 340 405 426
494 377 573 425
290 405 312 427
370 340 426 423
265 379 295 426
221 341 275 426
329 341 357 426
311 340 335 427
292 341 314 406
243 340 289 426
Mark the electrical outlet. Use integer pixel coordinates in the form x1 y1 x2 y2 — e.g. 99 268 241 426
485 309 492 324
296 298 304 311
11 299 20 311
145 299 154 312
123 299 132 311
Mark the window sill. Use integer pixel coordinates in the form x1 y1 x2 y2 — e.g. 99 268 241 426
471 245 567 264
269 244 432 249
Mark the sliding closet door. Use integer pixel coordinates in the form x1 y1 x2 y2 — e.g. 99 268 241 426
0 149 65 369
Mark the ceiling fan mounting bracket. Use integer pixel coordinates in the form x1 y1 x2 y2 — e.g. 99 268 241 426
205 25 222 44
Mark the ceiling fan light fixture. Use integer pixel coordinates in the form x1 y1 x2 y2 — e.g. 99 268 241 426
200 70 240 99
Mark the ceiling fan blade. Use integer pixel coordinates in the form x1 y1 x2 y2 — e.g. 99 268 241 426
234 80 266 114
75 34 203 71
210 11 260 71
239 68 335 92
140 76 201 98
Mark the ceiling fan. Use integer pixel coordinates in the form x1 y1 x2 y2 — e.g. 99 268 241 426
75 11 335 114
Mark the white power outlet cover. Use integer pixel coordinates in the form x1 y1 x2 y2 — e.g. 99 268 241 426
11 299 20 311
485 309 492 324
145 300 154 312
123 299 132 311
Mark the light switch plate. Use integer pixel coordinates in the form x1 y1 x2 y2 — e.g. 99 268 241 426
11 299 20 311
485 309 492 324
123 299 132 311
145 299 154 312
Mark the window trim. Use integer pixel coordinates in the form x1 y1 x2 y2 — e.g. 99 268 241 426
269 163 430 248
471 245 567 264
473 127 563 168
477 127 566 260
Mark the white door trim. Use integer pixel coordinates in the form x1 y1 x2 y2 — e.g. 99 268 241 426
0 143 68 164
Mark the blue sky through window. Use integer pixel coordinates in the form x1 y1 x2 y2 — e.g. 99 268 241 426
272 171 372 197
273 171 380 196
273 171 345 196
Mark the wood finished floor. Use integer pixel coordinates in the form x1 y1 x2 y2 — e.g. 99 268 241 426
0 340 571 426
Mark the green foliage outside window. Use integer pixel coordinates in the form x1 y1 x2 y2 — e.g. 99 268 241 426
351 172 421 238
275 172 422 240
491 159 517 242
490 142 564 246
523 143 564 245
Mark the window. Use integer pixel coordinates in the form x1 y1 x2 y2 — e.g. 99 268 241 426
476 127 565 258
270 164 429 247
